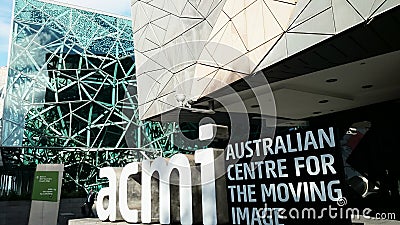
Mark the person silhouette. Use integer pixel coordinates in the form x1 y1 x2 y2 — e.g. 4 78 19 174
86 189 96 217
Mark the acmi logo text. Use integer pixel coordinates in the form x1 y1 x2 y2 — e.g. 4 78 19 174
96 148 228 224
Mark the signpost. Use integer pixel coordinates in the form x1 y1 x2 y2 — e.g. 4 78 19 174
31 171 59 202
28 164 64 225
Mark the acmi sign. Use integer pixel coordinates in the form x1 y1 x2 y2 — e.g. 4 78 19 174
96 126 340 225
96 148 228 224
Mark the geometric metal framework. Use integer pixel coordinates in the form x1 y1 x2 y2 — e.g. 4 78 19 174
0 0 179 193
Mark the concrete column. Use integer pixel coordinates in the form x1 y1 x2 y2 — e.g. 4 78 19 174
28 164 64 225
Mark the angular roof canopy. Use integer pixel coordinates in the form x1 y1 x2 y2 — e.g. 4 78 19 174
132 0 400 120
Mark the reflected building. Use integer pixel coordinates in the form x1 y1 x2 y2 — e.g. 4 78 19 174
0 0 178 193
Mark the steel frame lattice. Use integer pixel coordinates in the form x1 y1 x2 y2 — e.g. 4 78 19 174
0 0 178 192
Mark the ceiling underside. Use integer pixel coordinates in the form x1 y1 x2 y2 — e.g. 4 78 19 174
134 0 400 120
148 6 400 124
198 6 400 121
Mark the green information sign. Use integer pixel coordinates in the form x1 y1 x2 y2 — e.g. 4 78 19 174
31 171 59 202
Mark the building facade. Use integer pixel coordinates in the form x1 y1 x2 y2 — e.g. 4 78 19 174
129 1 400 224
132 0 400 122
0 0 178 193
0 66 6 167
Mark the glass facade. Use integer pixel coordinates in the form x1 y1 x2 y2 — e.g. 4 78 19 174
0 0 178 192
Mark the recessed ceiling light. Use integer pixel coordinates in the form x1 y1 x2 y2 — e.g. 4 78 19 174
362 85 373 89
251 105 260 108
326 78 338 83
319 100 329 104
313 111 322 115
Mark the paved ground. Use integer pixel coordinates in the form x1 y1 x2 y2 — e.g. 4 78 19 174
0 198 87 225
0 200 30 225
1 200 399 225
68 220 161 225
352 218 400 225
69 218 400 225
68 218 137 225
